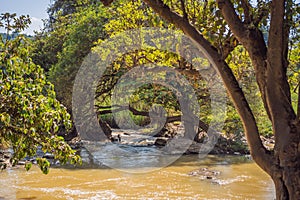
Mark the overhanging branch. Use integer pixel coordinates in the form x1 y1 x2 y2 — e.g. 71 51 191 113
142 0 273 172
98 0 273 173
95 104 209 132
217 0 273 122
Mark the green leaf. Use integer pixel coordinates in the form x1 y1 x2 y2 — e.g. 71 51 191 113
25 162 32 171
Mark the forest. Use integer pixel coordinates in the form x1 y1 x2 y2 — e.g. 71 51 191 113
0 0 299 199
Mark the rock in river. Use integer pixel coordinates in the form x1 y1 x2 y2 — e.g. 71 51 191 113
188 167 221 180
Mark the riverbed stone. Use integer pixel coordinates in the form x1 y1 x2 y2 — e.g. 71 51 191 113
154 138 168 147
188 167 221 180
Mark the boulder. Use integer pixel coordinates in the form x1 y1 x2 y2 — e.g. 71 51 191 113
154 123 184 138
188 168 221 180
154 138 168 147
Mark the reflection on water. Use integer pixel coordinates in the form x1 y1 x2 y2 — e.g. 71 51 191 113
80 142 190 173
0 154 275 200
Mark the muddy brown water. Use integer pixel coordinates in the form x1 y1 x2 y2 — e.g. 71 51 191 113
0 154 275 200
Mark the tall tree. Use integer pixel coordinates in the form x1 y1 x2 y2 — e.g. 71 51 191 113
0 13 81 174
100 0 300 199
47 0 99 30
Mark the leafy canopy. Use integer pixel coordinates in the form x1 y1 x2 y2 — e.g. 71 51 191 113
0 13 81 174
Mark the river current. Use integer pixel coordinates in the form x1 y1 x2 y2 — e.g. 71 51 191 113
0 152 275 200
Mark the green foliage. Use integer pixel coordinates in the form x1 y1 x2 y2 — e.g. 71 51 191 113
0 15 81 173
0 13 31 39
47 0 99 28
29 0 238 136
32 3 110 111
104 0 171 36
93 0 226 130
161 0 238 57
31 0 299 141
226 46 272 136
289 42 300 112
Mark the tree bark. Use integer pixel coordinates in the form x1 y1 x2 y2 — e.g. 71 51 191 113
297 83 300 119
217 0 300 199
271 125 300 200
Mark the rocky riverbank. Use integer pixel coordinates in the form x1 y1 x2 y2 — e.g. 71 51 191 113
0 128 275 169
109 128 275 155
0 150 11 170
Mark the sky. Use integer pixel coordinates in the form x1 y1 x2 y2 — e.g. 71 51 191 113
0 0 51 35
1 0 300 35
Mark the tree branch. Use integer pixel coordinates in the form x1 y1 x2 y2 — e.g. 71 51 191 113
240 0 252 24
141 0 272 173
217 0 273 122
221 34 238 59
180 0 188 21
95 104 210 132
268 0 285 73
253 4 269 26
99 0 273 173
101 0 113 6
266 0 296 135
297 82 300 120
216 0 249 41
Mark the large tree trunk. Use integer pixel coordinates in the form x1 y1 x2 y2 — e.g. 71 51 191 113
141 0 300 198
217 0 300 199
271 124 300 199
272 150 300 199
141 0 272 171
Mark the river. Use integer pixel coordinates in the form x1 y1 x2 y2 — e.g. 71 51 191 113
0 153 275 200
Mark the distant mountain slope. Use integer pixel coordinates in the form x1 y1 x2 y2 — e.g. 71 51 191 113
0 32 33 40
